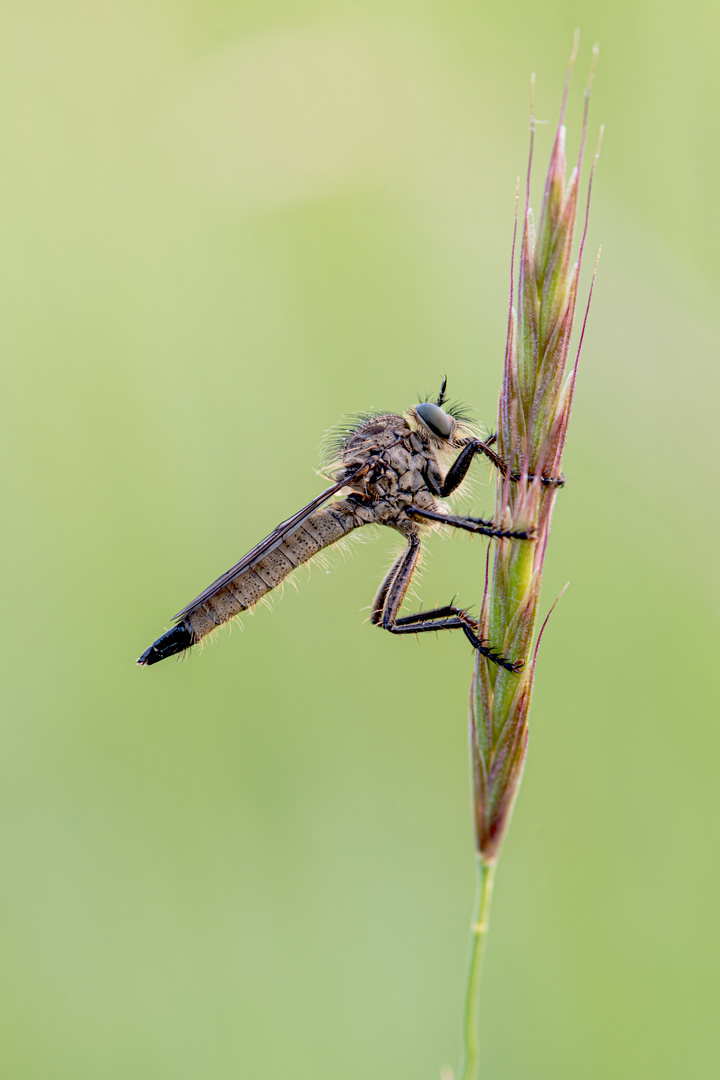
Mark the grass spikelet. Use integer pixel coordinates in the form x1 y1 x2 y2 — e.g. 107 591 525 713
456 37 601 1080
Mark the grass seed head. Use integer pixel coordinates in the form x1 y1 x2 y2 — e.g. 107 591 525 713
470 41 601 864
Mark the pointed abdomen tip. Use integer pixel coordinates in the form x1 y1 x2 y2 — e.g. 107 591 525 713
136 624 193 667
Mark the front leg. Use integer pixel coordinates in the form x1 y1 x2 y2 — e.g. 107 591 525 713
441 438 565 496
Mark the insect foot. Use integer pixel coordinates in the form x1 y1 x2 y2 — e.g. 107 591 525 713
461 622 523 674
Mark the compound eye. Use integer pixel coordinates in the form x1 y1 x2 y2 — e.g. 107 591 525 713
416 402 454 439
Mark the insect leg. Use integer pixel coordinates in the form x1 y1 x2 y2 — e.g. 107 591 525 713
370 547 411 625
442 438 565 496
391 610 522 673
439 440 478 496
407 505 534 540
373 536 520 671
370 537 422 628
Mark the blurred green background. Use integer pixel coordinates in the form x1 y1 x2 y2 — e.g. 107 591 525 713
1 1 718 1077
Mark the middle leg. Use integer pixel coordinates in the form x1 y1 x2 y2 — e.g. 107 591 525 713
407 505 534 540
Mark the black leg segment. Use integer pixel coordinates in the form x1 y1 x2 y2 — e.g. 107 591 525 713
371 537 521 672
408 505 534 541
441 440 480 497
390 605 522 672
443 438 565 491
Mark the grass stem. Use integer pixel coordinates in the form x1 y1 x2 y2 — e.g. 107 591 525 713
460 857 496 1080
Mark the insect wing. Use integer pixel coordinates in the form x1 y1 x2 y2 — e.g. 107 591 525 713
173 465 367 620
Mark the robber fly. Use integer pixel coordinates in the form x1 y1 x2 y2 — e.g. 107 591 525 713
137 379 556 673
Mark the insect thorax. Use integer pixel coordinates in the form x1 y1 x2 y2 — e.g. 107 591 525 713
335 413 442 525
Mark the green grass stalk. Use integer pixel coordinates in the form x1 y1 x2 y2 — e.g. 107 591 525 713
459 857 496 1080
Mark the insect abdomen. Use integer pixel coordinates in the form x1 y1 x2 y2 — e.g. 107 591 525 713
137 624 194 666
137 500 363 665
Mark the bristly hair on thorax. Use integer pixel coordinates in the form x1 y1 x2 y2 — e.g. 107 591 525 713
319 386 483 475
319 409 393 470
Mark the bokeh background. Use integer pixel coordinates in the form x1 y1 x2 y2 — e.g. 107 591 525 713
1 1 718 1077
